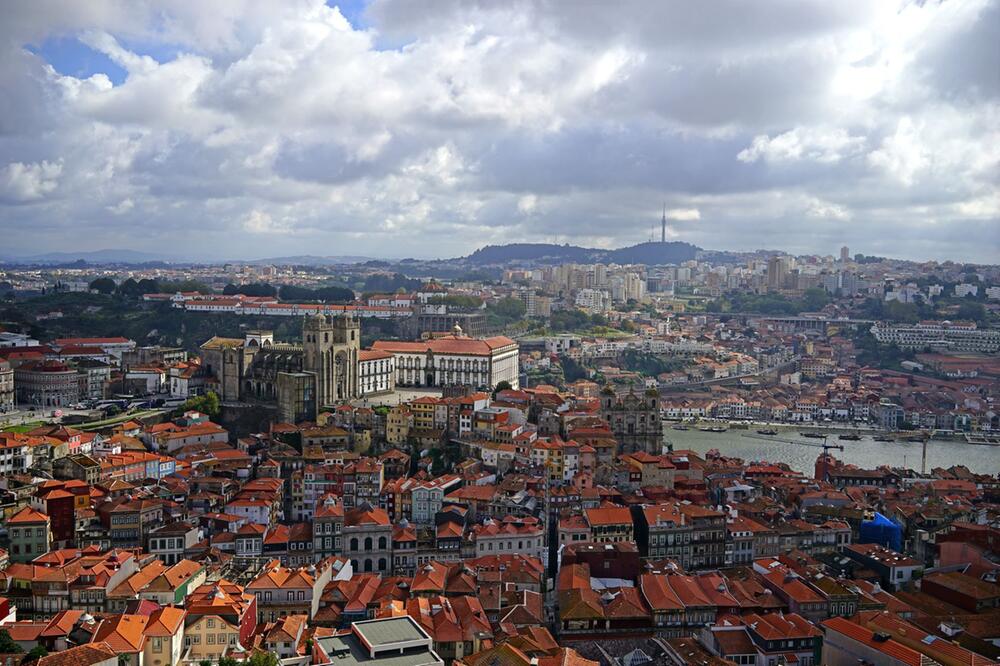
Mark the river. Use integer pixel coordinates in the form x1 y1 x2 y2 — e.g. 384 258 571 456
662 427 1000 476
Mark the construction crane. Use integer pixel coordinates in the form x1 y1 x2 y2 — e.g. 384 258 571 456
742 432 844 481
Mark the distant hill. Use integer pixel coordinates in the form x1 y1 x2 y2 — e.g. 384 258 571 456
462 241 699 266
4 249 173 264
245 255 375 266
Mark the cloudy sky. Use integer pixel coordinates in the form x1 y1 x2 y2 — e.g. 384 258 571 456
1 1 997 262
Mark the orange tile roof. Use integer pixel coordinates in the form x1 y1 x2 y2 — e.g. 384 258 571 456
144 606 186 637
821 616 922 666
92 614 148 652
584 505 632 526
373 334 516 357
8 505 50 524
37 642 118 666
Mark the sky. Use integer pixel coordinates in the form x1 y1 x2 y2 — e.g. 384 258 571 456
0 0 998 262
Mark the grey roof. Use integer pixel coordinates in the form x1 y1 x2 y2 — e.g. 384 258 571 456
354 617 426 647
317 636 440 666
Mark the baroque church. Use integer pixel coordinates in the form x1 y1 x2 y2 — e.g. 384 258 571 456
600 385 664 454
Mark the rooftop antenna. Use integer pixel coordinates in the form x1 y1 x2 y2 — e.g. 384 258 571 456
661 202 667 243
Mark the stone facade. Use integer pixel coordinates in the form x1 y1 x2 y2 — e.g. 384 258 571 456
200 314 361 420
0 359 13 412
600 387 663 454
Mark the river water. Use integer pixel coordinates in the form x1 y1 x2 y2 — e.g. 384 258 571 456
662 428 1000 476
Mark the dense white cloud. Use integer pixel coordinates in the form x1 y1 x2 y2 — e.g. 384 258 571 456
0 160 63 202
737 128 866 165
0 0 997 261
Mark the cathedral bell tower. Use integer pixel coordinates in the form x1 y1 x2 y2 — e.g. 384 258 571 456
303 313 361 409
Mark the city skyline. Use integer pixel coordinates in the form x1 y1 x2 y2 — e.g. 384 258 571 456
1 1 998 262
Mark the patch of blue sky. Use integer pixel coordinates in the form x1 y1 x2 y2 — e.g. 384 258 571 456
326 0 414 51
27 33 189 86
330 0 373 29
25 36 128 85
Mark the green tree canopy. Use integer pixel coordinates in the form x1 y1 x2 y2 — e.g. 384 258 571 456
492 380 513 398
222 282 277 297
0 629 23 653
179 391 221 417
27 645 49 660
427 294 484 309
117 278 143 299
248 651 279 666
489 297 526 321
956 301 987 324
279 284 355 303
88 277 116 294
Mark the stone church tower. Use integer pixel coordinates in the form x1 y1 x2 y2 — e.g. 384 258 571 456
303 313 361 408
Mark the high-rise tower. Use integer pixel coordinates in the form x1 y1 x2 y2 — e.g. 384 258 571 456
661 203 667 243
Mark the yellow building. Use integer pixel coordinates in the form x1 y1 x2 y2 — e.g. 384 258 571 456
386 406 414 446
184 614 241 661
409 397 439 430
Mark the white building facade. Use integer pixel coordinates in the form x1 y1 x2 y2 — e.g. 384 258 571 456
372 329 519 390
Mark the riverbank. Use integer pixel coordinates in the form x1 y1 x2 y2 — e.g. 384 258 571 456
664 417 979 443
662 427 1000 476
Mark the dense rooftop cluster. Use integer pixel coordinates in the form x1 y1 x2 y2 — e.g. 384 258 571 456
0 251 997 666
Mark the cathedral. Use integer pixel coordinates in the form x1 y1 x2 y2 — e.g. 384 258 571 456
200 313 360 423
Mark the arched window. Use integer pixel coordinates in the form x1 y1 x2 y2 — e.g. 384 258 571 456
378 536 387 550
364 558 373 572
364 537 373 551
350 538 358 551
378 557 387 571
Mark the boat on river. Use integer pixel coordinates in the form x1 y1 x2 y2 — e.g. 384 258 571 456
838 433 862 441
699 426 728 433
757 429 778 436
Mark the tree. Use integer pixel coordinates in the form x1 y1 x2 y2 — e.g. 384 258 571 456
199 660 212 666
219 657 239 666
561 356 589 383
89 277 116 294
26 645 48 660
279 285 355 303
490 297 526 321
248 651 279 666
427 294 484 309
136 278 160 295
0 630 22 653
492 380 513 398
956 301 987 324
802 287 830 311
179 391 221 418
159 279 210 293
117 277 142 299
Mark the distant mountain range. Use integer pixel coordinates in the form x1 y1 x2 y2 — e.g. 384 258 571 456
243 255 375 266
1 249 174 264
3 243 700 268
460 241 700 266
